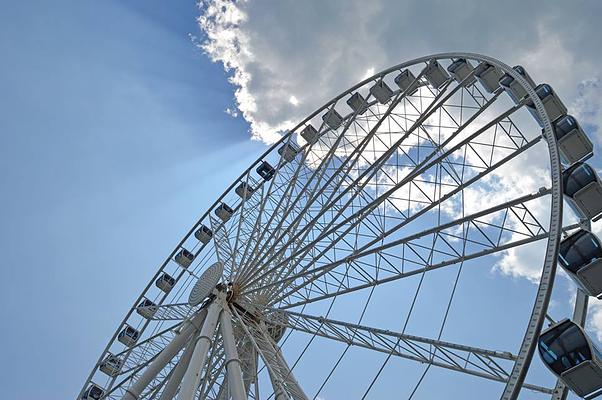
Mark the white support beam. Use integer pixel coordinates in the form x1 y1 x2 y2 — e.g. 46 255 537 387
158 333 197 400
177 300 222 400
122 309 207 400
220 306 247 400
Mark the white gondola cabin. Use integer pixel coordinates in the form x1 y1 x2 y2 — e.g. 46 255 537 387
278 143 300 163
256 161 275 181
525 84 568 127
553 115 594 165
559 229 602 298
563 162 602 221
539 319 602 398
370 80 394 104
499 65 536 104
235 182 254 200
81 383 104 400
194 224 213 244
99 354 123 377
474 62 502 93
301 124 320 144
394 69 418 95
118 325 140 347
423 60 449 90
136 298 157 319
215 203 234 222
346 92 368 115
447 58 475 86
175 248 194 268
156 272 176 293
322 108 344 130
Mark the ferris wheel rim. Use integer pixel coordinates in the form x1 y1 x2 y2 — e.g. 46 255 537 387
78 52 565 400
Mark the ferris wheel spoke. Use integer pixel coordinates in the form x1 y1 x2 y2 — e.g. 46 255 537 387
241 83 515 293
259 308 553 395
230 172 263 279
238 72 432 280
239 71 451 282
243 109 539 302
237 93 420 284
232 307 309 400
240 77 463 290
248 189 550 307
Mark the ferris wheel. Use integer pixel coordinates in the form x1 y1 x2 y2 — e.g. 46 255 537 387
78 52 602 400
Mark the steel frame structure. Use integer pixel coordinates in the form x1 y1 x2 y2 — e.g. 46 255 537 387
77 53 591 400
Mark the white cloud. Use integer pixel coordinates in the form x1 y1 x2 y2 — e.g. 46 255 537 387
197 0 602 336
289 95 300 106
362 67 375 81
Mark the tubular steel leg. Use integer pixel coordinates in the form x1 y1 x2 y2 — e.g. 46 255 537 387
158 333 198 400
220 307 247 400
177 301 222 400
122 310 208 400
268 368 290 400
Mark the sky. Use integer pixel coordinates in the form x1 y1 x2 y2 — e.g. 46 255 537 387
1 0 602 399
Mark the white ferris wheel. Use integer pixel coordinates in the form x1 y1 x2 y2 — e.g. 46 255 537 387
78 52 602 400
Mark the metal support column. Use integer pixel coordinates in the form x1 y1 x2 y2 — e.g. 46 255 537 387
158 333 198 400
177 300 222 400
220 306 247 400
122 309 208 400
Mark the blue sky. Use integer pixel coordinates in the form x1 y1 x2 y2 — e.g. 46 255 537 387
1 1 602 399
0 1 263 398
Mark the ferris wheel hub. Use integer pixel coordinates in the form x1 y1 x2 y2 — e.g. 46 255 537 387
188 261 224 306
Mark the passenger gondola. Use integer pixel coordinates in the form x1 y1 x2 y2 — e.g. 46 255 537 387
474 62 502 93
347 92 368 115
256 161 275 181
322 108 344 130
394 69 419 95
423 59 449 90
278 142 300 163
174 248 194 268
215 202 234 222
118 325 140 347
99 353 123 377
301 124 320 144
194 224 213 244
81 383 104 400
370 80 394 104
563 162 602 221
136 298 157 319
552 115 594 165
525 84 568 127
559 229 602 298
538 319 602 398
155 272 176 293
498 65 536 104
447 58 475 86
235 181 254 200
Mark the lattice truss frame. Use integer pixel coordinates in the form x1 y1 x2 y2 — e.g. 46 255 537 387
79 53 568 400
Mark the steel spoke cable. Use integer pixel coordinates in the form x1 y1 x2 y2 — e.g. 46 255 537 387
246 188 550 302
263 262 351 400
263 137 542 307
243 90 520 296
407 178 468 399
235 91 381 283
239 70 446 288
360 157 456 399
236 92 379 269
241 76 459 289
312 278 378 399
237 74 428 282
